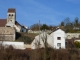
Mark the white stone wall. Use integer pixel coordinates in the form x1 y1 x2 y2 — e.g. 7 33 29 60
66 33 80 39
28 30 52 34
24 44 31 48
0 41 25 49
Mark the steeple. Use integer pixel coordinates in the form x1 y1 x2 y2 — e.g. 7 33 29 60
7 8 16 24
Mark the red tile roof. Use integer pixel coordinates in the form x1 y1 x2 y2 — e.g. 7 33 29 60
0 19 7 27
8 8 15 13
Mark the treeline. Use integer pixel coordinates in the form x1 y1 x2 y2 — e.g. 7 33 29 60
30 17 80 33
30 23 54 31
60 17 80 33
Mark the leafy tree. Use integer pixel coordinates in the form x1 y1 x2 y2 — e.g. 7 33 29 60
74 41 80 48
40 24 49 30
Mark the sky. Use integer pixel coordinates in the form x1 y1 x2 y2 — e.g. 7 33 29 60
0 0 80 27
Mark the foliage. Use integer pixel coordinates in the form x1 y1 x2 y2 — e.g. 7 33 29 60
0 46 80 60
40 24 49 30
30 23 41 31
16 33 37 44
74 41 80 48
0 46 29 60
74 17 79 27
30 23 55 31
16 35 33 44
60 21 64 26
60 17 80 33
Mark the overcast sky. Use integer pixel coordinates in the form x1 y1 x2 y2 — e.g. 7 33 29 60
0 0 80 27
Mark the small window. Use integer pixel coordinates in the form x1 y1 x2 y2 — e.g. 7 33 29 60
57 37 61 40
10 20 12 21
57 43 61 47
7 26 10 27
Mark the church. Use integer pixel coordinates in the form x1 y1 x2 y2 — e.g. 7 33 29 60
0 8 28 32
0 8 27 41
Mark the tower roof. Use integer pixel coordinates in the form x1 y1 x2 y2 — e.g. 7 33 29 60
8 8 16 13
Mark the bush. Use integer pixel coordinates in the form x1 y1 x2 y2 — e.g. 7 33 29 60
0 46 80 60
16 36 33 44
74 41 80 48
0 46 29 60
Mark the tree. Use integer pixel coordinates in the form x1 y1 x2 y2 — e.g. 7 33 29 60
60 21 64 26
74 17 79 27
74 41 80 48
30 23 42 31
63 17 73 32
40 24 49 30
63 17 70 26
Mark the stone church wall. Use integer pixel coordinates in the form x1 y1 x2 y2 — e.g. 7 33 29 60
0 27 15 41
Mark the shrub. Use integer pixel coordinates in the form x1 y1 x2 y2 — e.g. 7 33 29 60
16 36 33 44
74 41 80 48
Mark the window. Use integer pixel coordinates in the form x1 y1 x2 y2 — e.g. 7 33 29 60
12 14 13 16
6 26 10 27
57 43 61 47
10 20 12 21
57 37 61 40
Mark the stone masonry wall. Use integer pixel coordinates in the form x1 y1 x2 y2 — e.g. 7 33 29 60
66 33 80 39
0 27 15 41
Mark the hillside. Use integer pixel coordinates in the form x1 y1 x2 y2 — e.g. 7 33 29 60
16 32 38 44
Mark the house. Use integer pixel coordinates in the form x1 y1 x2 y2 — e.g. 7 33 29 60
31 29 66 49
21 25 28 32
47 28 66 49
31 32 49 49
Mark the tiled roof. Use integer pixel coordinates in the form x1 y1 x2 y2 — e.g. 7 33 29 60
0 19 7 27
8 8 15 13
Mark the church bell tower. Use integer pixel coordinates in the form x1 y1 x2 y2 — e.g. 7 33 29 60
7 8 16 24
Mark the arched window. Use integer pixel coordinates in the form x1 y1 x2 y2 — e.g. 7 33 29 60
12 14 13 16
9 14 11 16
